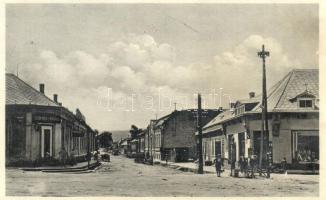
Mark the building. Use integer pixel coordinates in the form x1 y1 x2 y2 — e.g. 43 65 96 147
145 109 220 163
129 130 145 157
5 73 96 166
118 138 129 155
201 69 319 169
145 119 159 161
137 130 145 154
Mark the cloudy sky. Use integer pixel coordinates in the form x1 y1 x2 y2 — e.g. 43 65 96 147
6 4 318 131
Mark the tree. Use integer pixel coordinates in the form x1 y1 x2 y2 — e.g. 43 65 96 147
129 125 143 139
97 131 113 148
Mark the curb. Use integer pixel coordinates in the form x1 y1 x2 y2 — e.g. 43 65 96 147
42 162 101 173
20 162 101 172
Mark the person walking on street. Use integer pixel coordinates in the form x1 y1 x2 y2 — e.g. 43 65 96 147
59 147 68 168
281 157 287 174
215 154 222 177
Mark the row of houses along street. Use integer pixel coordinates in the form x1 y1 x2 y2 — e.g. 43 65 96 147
4 49 319 197
4 3 320 197
5 68 320 197
117 68 319 175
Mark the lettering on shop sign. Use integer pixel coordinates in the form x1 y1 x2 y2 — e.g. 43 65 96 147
33 115 61 123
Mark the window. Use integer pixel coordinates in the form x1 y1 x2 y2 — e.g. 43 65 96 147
292 130 319 163
299 99 313 108
235 105 245 116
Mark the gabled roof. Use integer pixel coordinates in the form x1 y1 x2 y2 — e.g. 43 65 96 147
252 69 319 112
289 90 316 102
154 114 171 128
6 73 59 107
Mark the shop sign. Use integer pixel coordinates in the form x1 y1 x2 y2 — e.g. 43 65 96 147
33 114 61 123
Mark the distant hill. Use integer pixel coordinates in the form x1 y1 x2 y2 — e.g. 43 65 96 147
111 130 130 142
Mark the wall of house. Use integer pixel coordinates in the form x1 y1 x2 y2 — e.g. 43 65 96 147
6 114 26 163
54 123 62 159
6 106 96 166
202 135 225 162
225 122 247 162
25 112 33 159
30 126 40 160
163 112 196 149
153 129 162 161
248 113 319 164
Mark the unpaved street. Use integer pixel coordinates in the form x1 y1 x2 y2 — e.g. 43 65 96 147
6 155 319 196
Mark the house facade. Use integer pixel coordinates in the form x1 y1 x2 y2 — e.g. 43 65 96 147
201 69 319 169
5 73 96 166
150 109 220 162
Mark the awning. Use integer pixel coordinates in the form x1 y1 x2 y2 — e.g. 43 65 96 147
195 124 223 136
203 124 223 134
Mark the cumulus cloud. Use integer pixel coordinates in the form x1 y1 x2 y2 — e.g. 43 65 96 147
20 33 303 130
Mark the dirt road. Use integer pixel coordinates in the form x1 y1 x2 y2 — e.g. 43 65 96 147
6 155 319 196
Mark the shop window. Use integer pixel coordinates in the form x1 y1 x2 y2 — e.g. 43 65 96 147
292 130 319 163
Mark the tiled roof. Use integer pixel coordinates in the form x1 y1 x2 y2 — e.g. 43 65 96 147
203 69 319 129
6 73 59 107
252 69 319 112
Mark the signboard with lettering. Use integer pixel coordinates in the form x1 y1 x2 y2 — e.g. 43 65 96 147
33 114 61 123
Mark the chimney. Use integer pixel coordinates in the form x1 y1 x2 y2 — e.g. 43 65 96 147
249 92 255 98
53 94 58 103
39 84 45 94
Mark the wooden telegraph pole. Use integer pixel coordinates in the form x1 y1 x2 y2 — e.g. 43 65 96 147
257 45 269 171
197 94 204 174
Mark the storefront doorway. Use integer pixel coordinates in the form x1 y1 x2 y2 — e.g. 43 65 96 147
215 141 221 156
253 131 268 161
41 126 52 158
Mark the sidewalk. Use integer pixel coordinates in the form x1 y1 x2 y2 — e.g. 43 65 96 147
158 160 318 175
158 160 230 174
20 159 99 171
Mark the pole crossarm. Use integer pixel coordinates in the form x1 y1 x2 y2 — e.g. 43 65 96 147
258 45 270 58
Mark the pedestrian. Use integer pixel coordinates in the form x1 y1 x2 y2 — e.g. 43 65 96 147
249 155 257 178
239 156 245 173
59 147 68 168
281 157 287 174
244 157 248 176
70 148 77 166
215 154 222 177
94 150 100 162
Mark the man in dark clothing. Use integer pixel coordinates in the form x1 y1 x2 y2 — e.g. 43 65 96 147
59 147 68 168
215 154 222 177
281 157 287 174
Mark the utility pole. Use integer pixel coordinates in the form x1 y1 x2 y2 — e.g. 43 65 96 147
257 45 269 171
174 102 177 111
197 94 204 174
